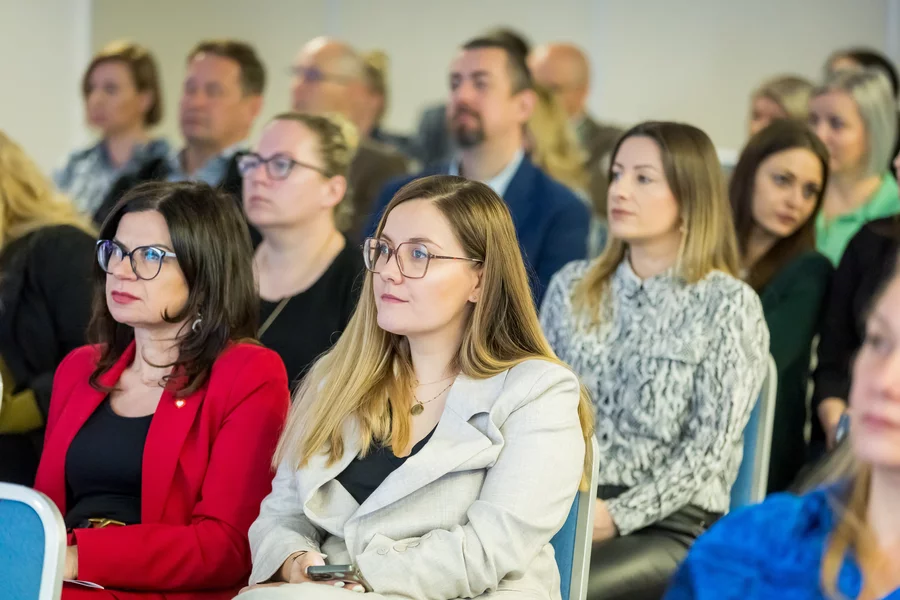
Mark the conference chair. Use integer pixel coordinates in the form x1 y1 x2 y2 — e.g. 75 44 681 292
0 482 66 600
730 354 778 509
550 436 600 600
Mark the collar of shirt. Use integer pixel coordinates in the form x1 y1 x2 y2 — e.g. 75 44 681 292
165 141 246 186
816 174 900 265
447 149 524 197
612 257 682 306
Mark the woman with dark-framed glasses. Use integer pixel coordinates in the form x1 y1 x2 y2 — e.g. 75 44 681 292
241 175 593 600
239 112 364 386
33 181 291 600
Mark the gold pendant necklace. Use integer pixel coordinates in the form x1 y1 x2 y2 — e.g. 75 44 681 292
410 379 455 416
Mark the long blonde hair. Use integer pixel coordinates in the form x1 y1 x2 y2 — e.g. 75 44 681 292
0 131 94 248
274 175 595 485
572 121 741 320
527 85 589 194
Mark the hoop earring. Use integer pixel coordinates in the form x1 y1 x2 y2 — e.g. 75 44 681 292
191 313 202 333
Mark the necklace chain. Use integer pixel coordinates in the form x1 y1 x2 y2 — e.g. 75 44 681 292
410 378 455 415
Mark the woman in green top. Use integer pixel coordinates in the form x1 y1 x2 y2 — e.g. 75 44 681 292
730 120 833 492
810 67 899 265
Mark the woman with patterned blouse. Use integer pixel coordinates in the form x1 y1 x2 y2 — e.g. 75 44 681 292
540 121 770 600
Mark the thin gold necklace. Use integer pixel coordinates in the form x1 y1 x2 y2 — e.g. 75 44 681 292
410 379 454 416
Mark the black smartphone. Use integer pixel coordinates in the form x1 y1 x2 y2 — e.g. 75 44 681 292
306 564 373 592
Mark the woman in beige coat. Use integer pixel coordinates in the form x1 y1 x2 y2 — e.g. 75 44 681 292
240 175 593 600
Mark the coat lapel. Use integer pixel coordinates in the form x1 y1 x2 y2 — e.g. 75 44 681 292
300 418 363 536
351 372 506 519
40 345 135 512
141 377 205 523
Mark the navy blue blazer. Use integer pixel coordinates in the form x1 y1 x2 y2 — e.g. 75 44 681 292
364 157 590 305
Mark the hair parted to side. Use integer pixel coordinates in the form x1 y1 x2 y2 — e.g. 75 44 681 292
731 120 830 291
274 175 595 486
188 39 266 96
528 84 589 194
89 181 259 396
83 40 164 127
572 121 741 321
752 75 814 124
813 67 897 178
0 131 94 248
269 111 360 231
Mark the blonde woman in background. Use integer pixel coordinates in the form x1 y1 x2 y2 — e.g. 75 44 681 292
666 262 900 600
526 85 609 257
747 75 814 136
358 50 417 159
0 131 96 485
810 67 899 266
56 41 169 217
242 175 593 600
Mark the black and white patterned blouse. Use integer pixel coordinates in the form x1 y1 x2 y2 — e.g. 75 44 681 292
540 259 769 535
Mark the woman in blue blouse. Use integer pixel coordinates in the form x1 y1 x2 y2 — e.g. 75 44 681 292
55 41 168 217
666 265 900 600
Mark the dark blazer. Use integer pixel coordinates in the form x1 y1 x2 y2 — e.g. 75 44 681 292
0 225 95 485
366 157 590 305
757 251 833 492
34 342 290 600
346 139 410 243
812 217 900 444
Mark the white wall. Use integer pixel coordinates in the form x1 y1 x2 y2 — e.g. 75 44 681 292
84 0 900 154
0 0 92 172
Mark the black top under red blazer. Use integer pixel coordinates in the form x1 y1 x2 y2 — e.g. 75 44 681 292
34 342 290 600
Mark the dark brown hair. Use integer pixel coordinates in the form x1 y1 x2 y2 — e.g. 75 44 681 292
82 40 163 127
88 181 259 396
462 36 534 94
188 39 266 96
730 120 830 291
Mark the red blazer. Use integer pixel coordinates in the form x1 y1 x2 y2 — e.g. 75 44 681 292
34 342 290 600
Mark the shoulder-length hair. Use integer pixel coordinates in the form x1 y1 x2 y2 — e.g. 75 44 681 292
0 131 94 248
572 121 741 319
731 120 830 291
83 40 164 127
274 175 595 486
527 84 589 195
812 67 897 178
88 181 258 395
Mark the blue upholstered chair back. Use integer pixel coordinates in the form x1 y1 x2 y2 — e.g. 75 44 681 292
0 483 66 600
550 437 599 600
730 355 778 509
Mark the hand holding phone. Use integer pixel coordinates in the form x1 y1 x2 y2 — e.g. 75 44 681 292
306 564 372 592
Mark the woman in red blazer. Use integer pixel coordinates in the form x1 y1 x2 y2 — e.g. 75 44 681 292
33 181 290 600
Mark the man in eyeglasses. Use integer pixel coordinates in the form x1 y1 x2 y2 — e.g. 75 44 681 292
289 37 410 243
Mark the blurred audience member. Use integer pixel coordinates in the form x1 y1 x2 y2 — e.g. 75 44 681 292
667 266 900 600
413 27 532 167
0 132 95 486
94 39 265 225
34 181 289 599
730 121 832 492
747 75 814 136
56 41 169 217
526 85 589 197
242 175 592 600
290 37 410 242
812 151 900 459
528 42 622 258
810 68 898 265
827 47 900 173
370 37 589 305
358 50 417 158
240 112 364 387
541 121 769 600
